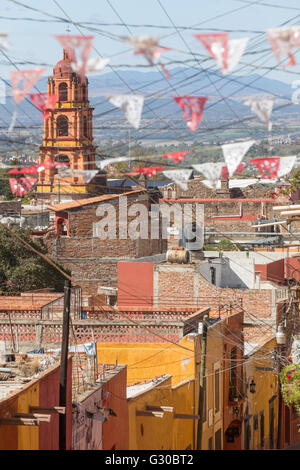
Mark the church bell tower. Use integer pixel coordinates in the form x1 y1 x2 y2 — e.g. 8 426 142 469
36 49 106 200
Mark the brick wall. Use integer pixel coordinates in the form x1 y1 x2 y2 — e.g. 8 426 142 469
160 199 282 237
155 263 276 320
161 177 286 200
0 293 63 310
0 200 21 215
0 319 185 346
44 193 166 295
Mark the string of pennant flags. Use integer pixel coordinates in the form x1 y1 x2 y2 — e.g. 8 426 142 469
6 151 297 197
0 28 299 197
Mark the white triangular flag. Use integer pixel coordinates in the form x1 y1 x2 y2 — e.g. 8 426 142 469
108 94 144 129
121 35 160 49
221 140 255 177
0 33 8 51
213 37 249 75
81 170 99 183
99 156 137 170
242 97 274 130
162 169 193 191
277 155 297 178
57 167 73 177
71 57 110 74
192 162 223 188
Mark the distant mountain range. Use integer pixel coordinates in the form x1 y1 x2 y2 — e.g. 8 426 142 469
0 68 298 140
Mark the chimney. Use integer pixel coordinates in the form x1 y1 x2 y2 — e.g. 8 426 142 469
216 178 230 197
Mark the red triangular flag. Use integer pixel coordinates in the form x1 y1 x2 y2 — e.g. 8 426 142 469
55 35 93 79
11 68 46 105
251 157 280 179
174 96 208 130
29 93 58 120
195 33 228 70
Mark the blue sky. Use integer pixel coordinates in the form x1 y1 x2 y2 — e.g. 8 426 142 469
1 0 300 85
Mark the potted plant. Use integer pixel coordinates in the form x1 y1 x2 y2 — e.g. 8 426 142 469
280 364 300 415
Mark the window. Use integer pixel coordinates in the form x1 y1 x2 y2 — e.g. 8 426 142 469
215 369 220 413
210 266 216 285
244 417 251 450
229 347 237 401
57 116 69 136
208 437 213 450
253 414 258 431
260 411 264 449
58 82 68 101
83 116 88 138
269 399 275 449
215 429 222 450
82 85 87 101
203 376 207 422
55 154 70 165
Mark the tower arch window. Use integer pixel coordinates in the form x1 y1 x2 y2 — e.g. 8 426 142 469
57 115 69 136
83 116 88 138
55 154 70 165
82 85 87 102
58 82 68 101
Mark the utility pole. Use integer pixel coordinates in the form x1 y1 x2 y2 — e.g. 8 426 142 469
197 314 209 450
275 345 283 449
59 279 71 450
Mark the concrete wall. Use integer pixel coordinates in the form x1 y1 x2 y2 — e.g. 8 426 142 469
198 258 249 289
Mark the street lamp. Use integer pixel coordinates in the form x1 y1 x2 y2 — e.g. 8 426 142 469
276 325 286 345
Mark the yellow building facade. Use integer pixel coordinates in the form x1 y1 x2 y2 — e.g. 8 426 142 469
244 337 279 450
96 335 196 387
127 375 195 450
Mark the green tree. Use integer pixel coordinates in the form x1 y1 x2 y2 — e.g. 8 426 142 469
0 226 69 295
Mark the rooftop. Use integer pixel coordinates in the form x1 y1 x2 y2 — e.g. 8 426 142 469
0 352 59 401
48 189 146 212
127 374 171 399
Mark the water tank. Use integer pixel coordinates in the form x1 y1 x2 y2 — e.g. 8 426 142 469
166 247 190 264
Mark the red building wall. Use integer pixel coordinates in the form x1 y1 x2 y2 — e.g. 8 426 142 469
255 259 285 285
38 357 72 450
102 366 129 450
118 262 154 306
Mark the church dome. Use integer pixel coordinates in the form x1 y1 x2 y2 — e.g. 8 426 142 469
53 49 74 77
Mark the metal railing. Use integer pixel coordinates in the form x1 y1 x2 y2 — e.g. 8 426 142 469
41 286 82 320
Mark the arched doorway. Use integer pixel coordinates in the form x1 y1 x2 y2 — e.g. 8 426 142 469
56 217 68 236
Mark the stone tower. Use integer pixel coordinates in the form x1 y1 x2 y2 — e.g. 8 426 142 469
36 49 106 201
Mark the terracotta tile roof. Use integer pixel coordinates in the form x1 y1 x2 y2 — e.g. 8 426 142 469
47 189 146 212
